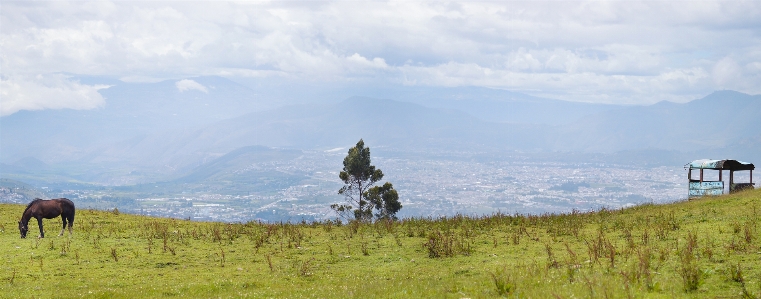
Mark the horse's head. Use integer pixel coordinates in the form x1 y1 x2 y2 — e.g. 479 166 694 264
18 221 28 239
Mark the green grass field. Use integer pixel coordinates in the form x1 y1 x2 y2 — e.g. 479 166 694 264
2 189 761 298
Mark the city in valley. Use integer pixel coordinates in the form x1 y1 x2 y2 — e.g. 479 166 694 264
2 149 709 223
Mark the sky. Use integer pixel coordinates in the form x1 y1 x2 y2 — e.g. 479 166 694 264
2 0 761 116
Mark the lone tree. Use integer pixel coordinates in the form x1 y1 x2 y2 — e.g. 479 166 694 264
331 139 402 221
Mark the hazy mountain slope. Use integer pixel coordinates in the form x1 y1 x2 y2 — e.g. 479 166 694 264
96 146 311 196
1 79 606 165
557 90 761 156
0 178 49 202
0 76 265 163
395 86 624 125
91 97 551 173
175 146 304 183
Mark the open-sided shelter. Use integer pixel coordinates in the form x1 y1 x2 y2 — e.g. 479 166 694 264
686 159 754 198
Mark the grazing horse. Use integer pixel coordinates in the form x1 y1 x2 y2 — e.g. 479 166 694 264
18 198 75 238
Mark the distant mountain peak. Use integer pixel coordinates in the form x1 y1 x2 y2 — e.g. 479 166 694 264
708 90 751 97
699 90 756 103
12 156 49 171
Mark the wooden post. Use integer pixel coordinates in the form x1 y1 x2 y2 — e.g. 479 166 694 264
700 169 703 182
719 170 722 181
730 170 734 192
688 169 692 180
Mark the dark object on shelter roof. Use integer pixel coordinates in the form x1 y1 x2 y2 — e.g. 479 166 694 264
685 159 754 198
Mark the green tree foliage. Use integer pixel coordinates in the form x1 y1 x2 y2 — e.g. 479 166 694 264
332 139 402 221
367 182 401 220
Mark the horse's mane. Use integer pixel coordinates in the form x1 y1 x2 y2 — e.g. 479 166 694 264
23 198 43 214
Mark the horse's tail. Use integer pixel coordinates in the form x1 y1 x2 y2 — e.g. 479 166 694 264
69 210 75 229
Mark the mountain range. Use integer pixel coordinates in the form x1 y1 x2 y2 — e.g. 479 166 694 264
1 76 759 186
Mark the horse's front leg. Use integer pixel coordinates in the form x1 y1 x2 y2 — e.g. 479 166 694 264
37 217 45 238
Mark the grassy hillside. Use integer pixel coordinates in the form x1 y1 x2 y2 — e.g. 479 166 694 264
1 189 761 298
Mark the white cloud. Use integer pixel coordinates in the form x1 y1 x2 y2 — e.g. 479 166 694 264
398 62 713 104
0 74 109 116
347 53 388 70
712 57 742 89
175 79 208 93
1 0 760 110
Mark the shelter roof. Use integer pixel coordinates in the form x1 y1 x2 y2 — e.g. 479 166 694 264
686 159 754 171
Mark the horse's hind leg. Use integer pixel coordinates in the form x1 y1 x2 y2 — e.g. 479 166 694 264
69 211 74 236
67 214 74 235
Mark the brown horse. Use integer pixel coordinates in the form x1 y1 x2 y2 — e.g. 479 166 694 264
18 198 75 238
